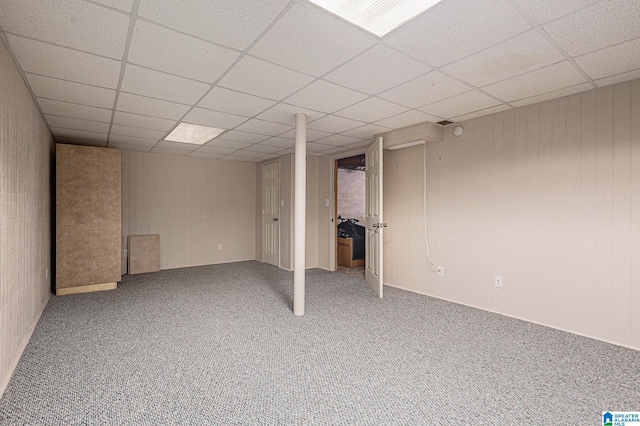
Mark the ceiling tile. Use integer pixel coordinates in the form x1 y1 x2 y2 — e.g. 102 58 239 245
442 30 566 87
249 3 375 76
259 137 294 148
256 103 325 125
543 0 640 57
482 61 587 102
137 0 290 51
219 154 254 162
198 87 276 117
151 147 191 156
314 134 363 147
108 143 152 152
325 45 431 95
116 92 190 120
284 80 368 113
128 20 239 83
385 0 531 67
110 124 167 140
109 135 159 146
205 139 252 150
341 124 391 139
594 69 640 88
55 137 107 148
510 82 593 107
215 131 269 144
259 152 285 161
307 115 365 133
234 119 293 136
574 38 640 80
45 115 110 133
451 104 512 122
26 74 116 109
278 128 332 141
242 144 284 154
113 111 176 131
218 56 314 101
51 127 108 143
0 0 129 59
374 110 442 128
194 145 236 155
183 108 249 129
6 35 121 88
228 150 265 159
335 97 409 123
155 141 199 151
38 98 112 123
419 90 502 118
188 151 224 159
513 0 601 24
121 64 211 105
378 70 471 108
91 0 134 12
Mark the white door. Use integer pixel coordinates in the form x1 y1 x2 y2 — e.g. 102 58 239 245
365 137 384 297
262 162 279 266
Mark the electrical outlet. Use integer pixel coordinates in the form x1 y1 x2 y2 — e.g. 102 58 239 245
218 244 223 251
495 275 503 288
46 267 49 280
437 266 444 276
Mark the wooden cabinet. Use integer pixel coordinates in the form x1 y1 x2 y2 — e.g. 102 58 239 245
55 144 121 295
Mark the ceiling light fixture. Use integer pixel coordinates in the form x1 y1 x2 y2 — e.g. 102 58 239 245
164 123 226 145
308 0 443 37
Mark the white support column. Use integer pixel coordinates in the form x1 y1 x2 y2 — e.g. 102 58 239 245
293 113 306 316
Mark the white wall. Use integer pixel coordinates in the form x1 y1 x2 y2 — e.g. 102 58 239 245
0 39 54 396
384 79 640 350
121 151 256 270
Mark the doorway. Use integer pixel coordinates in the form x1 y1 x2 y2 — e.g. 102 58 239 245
335 154 366 279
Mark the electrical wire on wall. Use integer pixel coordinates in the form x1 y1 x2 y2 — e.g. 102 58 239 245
422 143 439 272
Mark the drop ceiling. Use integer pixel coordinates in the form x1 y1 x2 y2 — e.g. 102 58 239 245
1 0 639 162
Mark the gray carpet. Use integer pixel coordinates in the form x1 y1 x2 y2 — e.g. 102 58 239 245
0 261 638 425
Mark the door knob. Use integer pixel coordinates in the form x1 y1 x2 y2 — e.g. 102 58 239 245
273 218 279 222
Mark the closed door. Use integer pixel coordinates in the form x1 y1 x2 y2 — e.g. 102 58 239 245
262 162 280 266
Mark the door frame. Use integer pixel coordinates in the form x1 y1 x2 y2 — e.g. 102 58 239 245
329 147 367 271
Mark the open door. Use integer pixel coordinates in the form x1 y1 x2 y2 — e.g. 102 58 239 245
262 161 279 266
365 137 384 297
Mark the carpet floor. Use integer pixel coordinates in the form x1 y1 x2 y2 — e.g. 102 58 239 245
0 261 638 425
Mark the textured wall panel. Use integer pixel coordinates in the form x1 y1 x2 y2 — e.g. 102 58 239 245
383 79 640 350
56 144 121 289
121 151 255 270
0 39 54 397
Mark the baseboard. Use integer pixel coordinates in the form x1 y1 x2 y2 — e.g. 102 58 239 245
384 282 640 352
56 282 117 296
0 292 50 399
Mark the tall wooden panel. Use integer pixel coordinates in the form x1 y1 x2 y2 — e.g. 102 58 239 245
56 144 121 295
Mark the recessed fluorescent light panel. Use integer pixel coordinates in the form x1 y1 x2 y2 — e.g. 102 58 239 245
308 0 443 37
164 122 226 145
